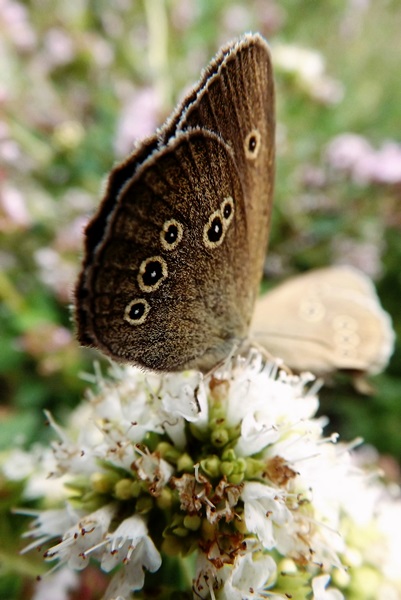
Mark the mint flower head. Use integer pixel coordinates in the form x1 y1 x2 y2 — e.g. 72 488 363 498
18 350 401 599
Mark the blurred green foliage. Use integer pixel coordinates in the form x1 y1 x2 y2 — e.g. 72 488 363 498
0 0 400 597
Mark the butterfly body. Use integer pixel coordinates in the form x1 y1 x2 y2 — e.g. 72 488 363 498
75 34 275 371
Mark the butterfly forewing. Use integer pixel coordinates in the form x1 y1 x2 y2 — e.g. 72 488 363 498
163 34 275 307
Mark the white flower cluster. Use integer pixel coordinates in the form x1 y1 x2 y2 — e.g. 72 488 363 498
271 44 343 105
15 351 401 599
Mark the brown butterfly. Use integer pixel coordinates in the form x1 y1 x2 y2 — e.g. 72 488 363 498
75 34 275 371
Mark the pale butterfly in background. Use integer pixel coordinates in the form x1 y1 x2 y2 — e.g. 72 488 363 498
251 265 395 390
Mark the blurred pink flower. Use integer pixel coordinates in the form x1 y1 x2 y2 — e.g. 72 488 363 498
255 0 286 35
222 5 253 36
114 87 160 157
0 121 22 165
326 134 401 185
370 142 401 184
171 0 198 30
84 33 114 68
0 0 36 51
325 133 372 173
55 215 89 253
0 182 31 230
299 165 328 189
43 28 76 68
20 323 73 357
0 138 21 164
330 237 384 279
34 247 78 303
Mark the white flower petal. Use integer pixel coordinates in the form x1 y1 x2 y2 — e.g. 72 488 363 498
45 504 116 569
101 516 161 598
235 411 280 456
242 482 292 549
312 574 344 600
101 515 161 573
32 566 79 600
223 552 277 599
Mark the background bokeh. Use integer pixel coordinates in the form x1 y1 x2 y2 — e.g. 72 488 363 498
1 1 400 598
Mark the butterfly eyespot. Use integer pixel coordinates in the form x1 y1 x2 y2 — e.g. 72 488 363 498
138 256 168 292
221 196 234 228
203 210 225 248
124 299 150 325
332 315 358 332
223 203 232 219
208 217 223 242
160 218 183 251
299 299 326 322
334 331 360 348
336 345 358 360
244 129 261 160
